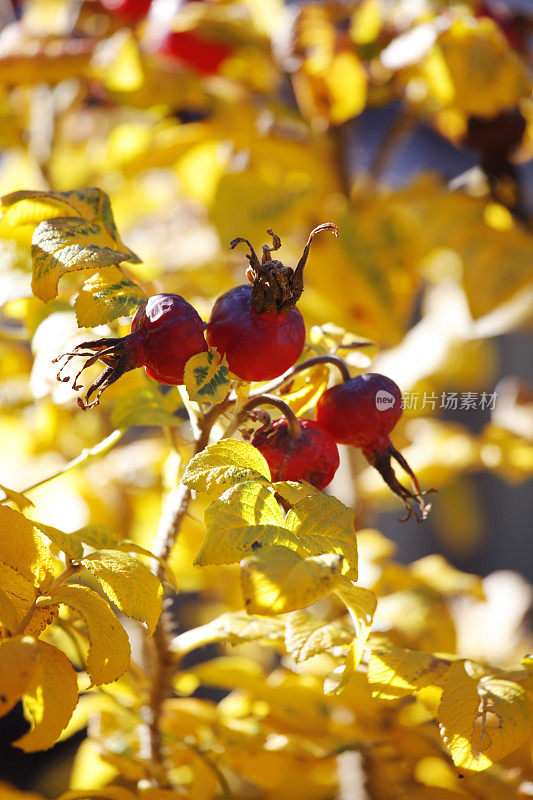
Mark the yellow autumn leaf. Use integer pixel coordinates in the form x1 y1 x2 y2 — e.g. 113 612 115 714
0 505 55 588
111 386 181 428
284 610 352 662
59 789 137 800
196 481 286 566
182 439 271 494
73 524 118 550
0 586 18 633
437 661 532 771
48 584 130 686
411 555 485 600
31 520 84 561
294 49 367 126
171 611 285 658
0 636 40 718
0 482 34 510
277 364 330 417
284 494 358 578
1 188 141 302
240 544 344 615
270 480 322 506
368 646 451 700
74 266 146 328
0 562 35 629
83 550 163 636
336 582 377 667
13 640 78 752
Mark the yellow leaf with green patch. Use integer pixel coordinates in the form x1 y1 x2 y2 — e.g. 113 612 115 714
336 581 377 667
48 584 130 685
1 188 140 303
184 349 231 405
111 386 181 428
0 483 34 510
0 636 39 718
0 587 18 633
240 544 343 615
13 640 78 752
183 439 271 494
285 610 352 662
284 494 358 578
0 506 55 588
31 520 84 561
368 645 451 700
83 550 163 635
74 266 146 327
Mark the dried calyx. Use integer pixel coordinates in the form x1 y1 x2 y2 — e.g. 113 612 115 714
53 334 141 410
230 223 338 314
364 441 434 523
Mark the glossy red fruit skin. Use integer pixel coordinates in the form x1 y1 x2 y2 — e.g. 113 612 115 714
316 373 402 454
132 293 208 385
156 30 233 76
102 0 152 21
252 418 340 490
206 285 306 382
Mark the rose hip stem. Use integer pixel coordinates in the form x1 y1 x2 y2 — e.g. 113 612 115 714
248 354 352 398
224 394 301 440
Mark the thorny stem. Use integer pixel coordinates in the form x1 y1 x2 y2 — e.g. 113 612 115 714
223 393 302 440
0 429 125 504
139 395 232 788
248 354 352 398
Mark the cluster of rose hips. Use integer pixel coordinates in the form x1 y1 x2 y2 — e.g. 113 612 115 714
55 225 431 521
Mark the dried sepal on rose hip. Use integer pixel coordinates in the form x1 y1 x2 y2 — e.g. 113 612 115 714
206 224 338 382
316 372 433 521
54 294 208 409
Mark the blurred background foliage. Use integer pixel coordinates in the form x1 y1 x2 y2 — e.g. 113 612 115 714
0 0 532 796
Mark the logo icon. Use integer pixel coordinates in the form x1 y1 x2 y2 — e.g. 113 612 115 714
375 390 396 410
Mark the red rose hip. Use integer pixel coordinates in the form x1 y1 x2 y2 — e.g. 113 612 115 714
316 373 432 521
54 293 207 409
252 417 340 490
206 224 337 383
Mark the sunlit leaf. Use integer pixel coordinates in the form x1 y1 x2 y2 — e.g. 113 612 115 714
73 524 118 550
83 550 163 636
0 482 34 510
336 582 377 667
285 494 358 578
0 506 55 588
183 440 271 494
48 584 130 686
13 640 78 752
285 610 352 662
0 587 18 634
31 520 84 561
368 646 451 700
240 544 343 615
0 636 39 718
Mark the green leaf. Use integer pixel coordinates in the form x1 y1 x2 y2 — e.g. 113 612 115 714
285 494 358 578
110 386 181 428
240 544 344 615
74 266 146 327
83 550 163 635
183 439 271 495
184 349 231 405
